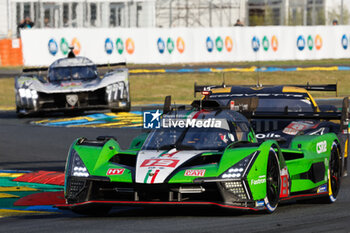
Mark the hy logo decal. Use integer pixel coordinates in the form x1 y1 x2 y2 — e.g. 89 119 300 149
107 168 125 175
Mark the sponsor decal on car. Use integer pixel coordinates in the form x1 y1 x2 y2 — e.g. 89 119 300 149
140 159 180 168
256 200 265 207
256 133 281 139
283 121 316 135
107 168 125 175
317 184 327 193
251 175 266 185
280 167 289 198
60 81 82 88
316 140 327 154
184 169 206 177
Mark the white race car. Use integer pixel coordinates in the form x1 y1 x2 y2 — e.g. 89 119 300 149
15 54 130 117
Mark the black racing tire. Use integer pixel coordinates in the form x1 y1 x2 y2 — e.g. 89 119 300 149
72 206 112 216
63 110 84 116
319 141 341 204
16 107 26 118
111 102 131 113
264 148 281 213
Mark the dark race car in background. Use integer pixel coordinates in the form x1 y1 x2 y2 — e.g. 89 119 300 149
15 56 130 117
194 83 349 176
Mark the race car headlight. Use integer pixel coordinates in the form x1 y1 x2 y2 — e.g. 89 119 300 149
220 151 258 179
31 90 38 99
18 88 26 97
25 89 31 98
70 149 89 177
106 85 112 93
112 83 118 92
118 81 124 99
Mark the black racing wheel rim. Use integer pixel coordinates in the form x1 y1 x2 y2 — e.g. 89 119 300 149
266 150 280 208
329 143 341 198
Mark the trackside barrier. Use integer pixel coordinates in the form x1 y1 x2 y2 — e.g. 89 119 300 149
20 26 350 66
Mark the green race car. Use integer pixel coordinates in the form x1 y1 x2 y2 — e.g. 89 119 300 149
57 100 342 215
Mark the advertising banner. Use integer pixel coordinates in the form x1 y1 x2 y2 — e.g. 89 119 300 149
20 26 350 66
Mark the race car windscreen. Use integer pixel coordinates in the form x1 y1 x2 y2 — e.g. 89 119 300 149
143 118 252 151
211 96 315 112
142 127 236 151
255 98 314 112
48 66 98 82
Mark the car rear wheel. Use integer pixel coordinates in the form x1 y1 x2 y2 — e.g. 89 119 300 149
264 148 281 213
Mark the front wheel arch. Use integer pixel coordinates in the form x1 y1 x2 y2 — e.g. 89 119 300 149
264 147 281 213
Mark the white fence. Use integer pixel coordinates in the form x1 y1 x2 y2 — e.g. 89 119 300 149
21 26 350 66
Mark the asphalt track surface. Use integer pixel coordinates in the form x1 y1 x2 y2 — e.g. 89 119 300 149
1 108 350 233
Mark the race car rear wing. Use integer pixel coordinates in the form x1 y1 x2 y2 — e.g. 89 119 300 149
22 67 48 73
96 62 126 68
22 62 127 73
194 82 337 97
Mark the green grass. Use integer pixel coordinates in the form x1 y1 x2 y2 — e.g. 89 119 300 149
126 58 350 68
0 78 14 108
1 69 350 109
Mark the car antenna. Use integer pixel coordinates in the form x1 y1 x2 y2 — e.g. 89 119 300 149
222 72 226 87
256 66 261 87
255 57 262 88
67 46 75 58
174 101 177 118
